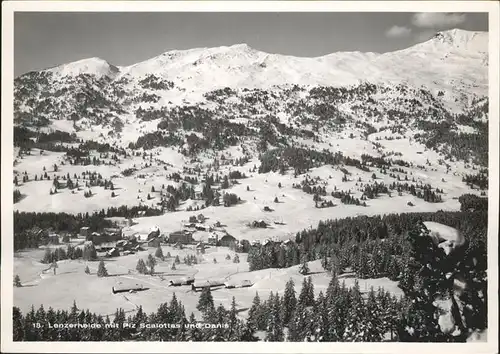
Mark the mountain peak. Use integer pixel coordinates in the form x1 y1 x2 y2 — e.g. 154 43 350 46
47 57 119 78
427 28 487 51
228 43 252 50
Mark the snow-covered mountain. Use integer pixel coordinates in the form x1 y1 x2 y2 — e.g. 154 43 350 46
113 29 487 98
13 28 488 166
46 57 120 79
18 28 487 96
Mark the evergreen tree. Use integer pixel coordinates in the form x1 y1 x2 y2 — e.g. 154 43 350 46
83 242 97 261
197 287 214 313
306 276 315 307
397 221 462 342
299 257 310 275
136 259 148 274
342 280 367 341
42 248 52 264
154 245 164 260
13 306 25 341
298 277 309 307
298 276 315 307
247 292 264 331
265 293 284 341
288 300 310 341
146 253 157 275
364 287 384 341
97 260 108 277
14 274 22 287
312 291 330 341
51 260 58 275
186 312 203 341
227 297 240 341
282 279 297 326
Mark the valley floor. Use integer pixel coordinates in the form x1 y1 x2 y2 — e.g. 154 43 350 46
14 244 402 320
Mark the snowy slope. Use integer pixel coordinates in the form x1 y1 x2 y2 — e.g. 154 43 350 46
20 29 487 101
46 57 120 79
112 29 487 99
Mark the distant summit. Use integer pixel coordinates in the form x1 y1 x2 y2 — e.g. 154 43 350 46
47 57 120 79
15 29 488 114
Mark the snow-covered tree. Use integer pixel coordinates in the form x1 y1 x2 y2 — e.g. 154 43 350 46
265 292 284 341
154 245 164 260
97 260 108 277
342 280 367 341
146 254 157 275
197 287 214 313
288 300 311 341
136 259 148 274
282 278 297 326
299 257 310 275
14 274 22 287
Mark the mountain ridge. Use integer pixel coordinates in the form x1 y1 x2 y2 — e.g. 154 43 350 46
13 27 488 162
20 28 487 82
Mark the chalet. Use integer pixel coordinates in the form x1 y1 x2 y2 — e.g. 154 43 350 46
251 220 268 228
195 224 212 232
48 233 60 244
262 239 281 248
168 230 193 244
147 227 161 239
136 233 150 242
196 242 207 250
97 242 117 252
194 191 204 200
169 276 195 286
116 240 128 248
218 234 237 247
132 244 144 252
103 227 122 238
28 226 49 242
147 238 162 248
207 233 219 246
224 279 253 289
106 248 120 257
80 227 90 238
86 231 121 245
112 282 148 294
191 279 225 292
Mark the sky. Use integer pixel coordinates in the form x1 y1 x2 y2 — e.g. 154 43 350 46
14 12 488 77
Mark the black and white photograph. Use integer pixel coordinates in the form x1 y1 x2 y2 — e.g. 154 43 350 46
1 1 498 353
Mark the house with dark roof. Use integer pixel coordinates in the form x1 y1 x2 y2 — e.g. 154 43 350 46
168 230 193 244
